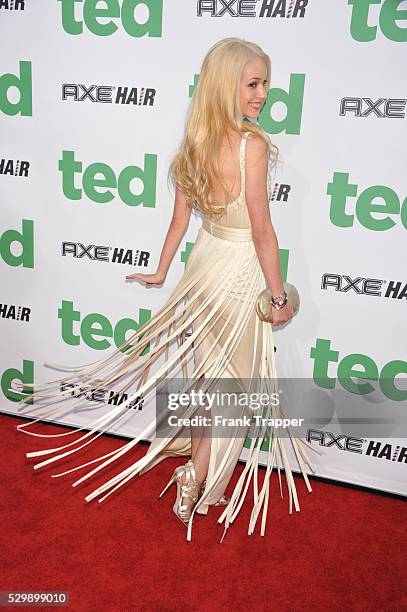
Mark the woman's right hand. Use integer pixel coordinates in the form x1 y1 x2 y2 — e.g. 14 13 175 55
125 272 166 286
271 302 294 326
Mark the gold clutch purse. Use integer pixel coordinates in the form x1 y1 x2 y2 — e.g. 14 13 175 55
255 282 300 323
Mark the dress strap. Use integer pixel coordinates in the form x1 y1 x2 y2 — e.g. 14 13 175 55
239 132 251 198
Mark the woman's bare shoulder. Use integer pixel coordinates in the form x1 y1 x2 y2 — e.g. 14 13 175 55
245 132 269 167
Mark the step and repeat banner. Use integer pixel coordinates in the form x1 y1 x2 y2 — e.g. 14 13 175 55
1 1 406 496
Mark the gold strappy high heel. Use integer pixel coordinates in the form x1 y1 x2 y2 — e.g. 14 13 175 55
200 479 230 506
159 459 201 526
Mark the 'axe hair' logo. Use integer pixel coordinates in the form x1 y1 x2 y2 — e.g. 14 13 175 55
0 158 30 177
321 274 407 301
61 242 151 267
197 0 309 19
270 182 291 202
0 303 31 322
62 84 156 106
307 430 407 464
340 97 406 118
0 0 25 10
60 381 144 411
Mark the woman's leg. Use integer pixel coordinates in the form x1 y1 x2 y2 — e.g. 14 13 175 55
179 376 212 506
190 402 211 482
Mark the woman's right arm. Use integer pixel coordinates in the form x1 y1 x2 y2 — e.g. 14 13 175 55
244 135 293 325
125 184 192 285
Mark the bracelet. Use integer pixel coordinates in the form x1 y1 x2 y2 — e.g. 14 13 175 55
271 290 287 308
271 295 288 310
271 290 286 302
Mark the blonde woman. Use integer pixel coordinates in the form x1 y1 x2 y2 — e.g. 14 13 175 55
15 38 316 542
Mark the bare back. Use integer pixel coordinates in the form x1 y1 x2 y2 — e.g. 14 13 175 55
204 131 272 230
207 131 243 208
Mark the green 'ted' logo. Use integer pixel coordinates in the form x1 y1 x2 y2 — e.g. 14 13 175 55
0 61 32 117
2 360 34 404
189 73 305 135
328 172 407 231
58 151 157 207
0 220 34 268
260 74 305 135
59 0 163 37
310 338 407 401
348 0 407 42
58 300 151 354
181 242 195 265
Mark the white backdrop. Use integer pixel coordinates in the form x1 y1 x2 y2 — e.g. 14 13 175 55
1 1 406 496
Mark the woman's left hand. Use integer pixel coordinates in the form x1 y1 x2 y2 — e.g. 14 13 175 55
125 272 166 285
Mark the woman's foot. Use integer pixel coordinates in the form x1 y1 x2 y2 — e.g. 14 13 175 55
199 479 230 506
159 460 202 526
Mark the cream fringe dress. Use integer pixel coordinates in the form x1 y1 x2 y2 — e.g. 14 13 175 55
13 131 320 542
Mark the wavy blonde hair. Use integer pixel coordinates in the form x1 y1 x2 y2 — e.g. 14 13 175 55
168 37 278 218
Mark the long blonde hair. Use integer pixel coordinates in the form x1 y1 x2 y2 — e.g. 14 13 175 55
168 37 278 218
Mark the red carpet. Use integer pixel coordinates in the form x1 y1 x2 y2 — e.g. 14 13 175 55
1 413 405 611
